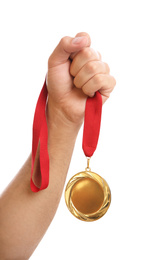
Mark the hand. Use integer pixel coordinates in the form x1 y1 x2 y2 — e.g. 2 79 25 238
47 32 116 126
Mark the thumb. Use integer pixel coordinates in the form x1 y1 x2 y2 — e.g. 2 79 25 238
48 34 91 68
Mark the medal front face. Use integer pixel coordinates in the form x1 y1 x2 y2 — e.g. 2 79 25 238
65 169 111 221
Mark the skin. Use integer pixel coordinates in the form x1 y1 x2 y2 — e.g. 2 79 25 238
0 32 116 260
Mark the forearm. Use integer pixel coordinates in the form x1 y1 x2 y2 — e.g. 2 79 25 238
0 112 80 260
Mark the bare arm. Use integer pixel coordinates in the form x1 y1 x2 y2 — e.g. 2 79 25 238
0 117 79 260
0 32 116 259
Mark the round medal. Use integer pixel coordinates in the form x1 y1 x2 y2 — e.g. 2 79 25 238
65 158 111 221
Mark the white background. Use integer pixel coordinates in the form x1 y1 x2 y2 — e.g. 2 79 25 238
0 0 151 259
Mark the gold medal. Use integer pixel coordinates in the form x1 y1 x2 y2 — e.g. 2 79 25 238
65 157 111 221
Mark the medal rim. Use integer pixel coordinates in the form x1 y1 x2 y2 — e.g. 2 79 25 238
65 170 111 222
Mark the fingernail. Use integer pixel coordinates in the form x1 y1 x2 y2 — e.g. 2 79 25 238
72 36 87 44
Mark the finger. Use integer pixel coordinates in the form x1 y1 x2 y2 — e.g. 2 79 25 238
74 60 110 88
81 74 116 102
97 51 102 60
48 34 91 68
70 48 101 76
70 32 91 60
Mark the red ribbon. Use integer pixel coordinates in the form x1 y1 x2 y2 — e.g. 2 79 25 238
30 80 49 192
82 91 102 157
30 80 102 192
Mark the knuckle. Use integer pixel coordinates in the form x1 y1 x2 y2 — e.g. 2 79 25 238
86 61 97 74
113 76 116 86
98 51 102 60
60 36 68 46
94 74 104 85
82 47 93 59
111 76 116 87
104 62 110 73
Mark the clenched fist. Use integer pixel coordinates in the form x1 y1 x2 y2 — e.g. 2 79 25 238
47 32 116 126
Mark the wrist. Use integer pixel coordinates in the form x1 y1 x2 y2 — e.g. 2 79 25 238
46 100 82 135
46 103 81 153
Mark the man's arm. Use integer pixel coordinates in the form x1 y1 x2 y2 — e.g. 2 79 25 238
0 32 116 259
0 118 80 260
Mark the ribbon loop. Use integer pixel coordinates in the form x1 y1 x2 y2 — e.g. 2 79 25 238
30 80 49 192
